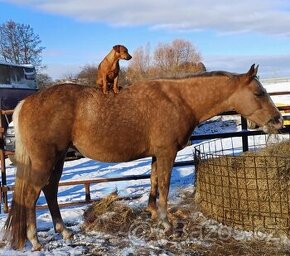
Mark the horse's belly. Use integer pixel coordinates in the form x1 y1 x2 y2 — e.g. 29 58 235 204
78 148 148 163
74 140 149 163
72 120 150 162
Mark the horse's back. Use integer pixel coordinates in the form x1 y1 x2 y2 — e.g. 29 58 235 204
18 84 91 153
17 81 195 162
17 83 152 161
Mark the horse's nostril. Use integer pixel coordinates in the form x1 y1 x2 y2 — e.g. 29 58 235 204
268 114 284 129
268 115 279 124
273 115 282 124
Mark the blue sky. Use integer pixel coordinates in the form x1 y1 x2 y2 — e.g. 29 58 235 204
1 0 290 79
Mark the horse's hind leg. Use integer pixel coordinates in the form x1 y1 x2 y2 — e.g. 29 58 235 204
147 156 158 220
25 183 43 250
42 152 73 240
25 159 55 250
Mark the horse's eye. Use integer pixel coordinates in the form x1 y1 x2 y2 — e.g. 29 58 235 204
254 91 265 97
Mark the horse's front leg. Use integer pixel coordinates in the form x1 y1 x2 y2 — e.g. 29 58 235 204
156 151 176 234
147 156 158 220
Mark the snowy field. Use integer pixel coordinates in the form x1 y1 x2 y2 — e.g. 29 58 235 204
0 80 289 255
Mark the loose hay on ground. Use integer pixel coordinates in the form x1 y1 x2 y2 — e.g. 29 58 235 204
83 191 139 234
195 140 290 236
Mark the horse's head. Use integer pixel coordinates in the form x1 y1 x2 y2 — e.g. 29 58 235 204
230 64 283 132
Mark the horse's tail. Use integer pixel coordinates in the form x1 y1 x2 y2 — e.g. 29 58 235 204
3 100 30 249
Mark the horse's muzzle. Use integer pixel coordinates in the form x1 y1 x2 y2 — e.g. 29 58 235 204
267 115 284 130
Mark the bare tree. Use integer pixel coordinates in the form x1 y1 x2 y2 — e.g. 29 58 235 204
127 43 151 82
0 20 45 70
77 64 98 86
37 73 53 89
154 43 173 72
154 39 201 76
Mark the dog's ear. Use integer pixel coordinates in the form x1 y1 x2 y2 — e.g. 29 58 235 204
113 45 121 53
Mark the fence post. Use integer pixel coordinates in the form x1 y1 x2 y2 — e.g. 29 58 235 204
85 184 91 203
241 116 249 152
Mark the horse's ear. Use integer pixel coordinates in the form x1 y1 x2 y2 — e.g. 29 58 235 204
113 45 121 53
247 64 259 80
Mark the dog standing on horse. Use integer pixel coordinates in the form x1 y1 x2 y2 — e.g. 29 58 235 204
96 45 132 94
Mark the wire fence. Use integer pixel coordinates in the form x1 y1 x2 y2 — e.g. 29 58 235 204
194 134 290 235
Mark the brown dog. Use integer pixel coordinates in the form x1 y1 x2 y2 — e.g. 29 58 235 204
96 45 132 94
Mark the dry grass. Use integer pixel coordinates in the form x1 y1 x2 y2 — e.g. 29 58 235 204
83 191 140 234
82 188 290 255
195 140 290 237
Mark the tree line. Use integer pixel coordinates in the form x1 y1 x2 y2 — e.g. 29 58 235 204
0 20 206 89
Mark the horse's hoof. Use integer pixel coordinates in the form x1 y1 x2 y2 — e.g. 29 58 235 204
159 220 173 235
164 225 173 236
151 212 158 221
32 242 43 251
62 228 74 240
146 207 158 221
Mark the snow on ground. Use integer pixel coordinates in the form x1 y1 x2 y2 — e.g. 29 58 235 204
0 80 289 255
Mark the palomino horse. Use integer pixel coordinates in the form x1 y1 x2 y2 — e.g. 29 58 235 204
3 64 283 250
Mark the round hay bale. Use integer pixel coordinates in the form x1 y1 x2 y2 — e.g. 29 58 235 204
194 138 290 236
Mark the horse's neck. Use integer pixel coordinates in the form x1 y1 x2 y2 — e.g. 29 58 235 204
183 77 234 124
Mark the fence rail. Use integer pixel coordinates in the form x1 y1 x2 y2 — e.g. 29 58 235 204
261 77 290 84
1 91 290 213
0 174 151 209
